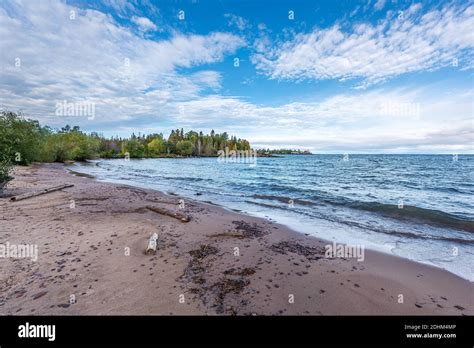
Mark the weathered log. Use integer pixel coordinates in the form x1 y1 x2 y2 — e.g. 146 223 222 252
145 233 159 255
10 184 74 202
146 198 184 206
146 205 190 222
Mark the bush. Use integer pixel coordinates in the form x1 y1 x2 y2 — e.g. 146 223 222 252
42 129 100 162
147 137 166 157
0 111 48 165
122 139 145 158
0 154 13 189
176 140 193 156
0 111 252 163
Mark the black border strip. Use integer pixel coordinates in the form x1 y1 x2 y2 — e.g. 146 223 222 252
0 315 472 346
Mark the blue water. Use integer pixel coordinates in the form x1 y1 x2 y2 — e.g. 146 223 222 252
73 155 474 281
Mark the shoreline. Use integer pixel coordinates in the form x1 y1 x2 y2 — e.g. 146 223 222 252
0 163 472 315
71 159 474 282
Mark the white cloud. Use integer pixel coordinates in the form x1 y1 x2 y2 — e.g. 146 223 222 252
101 0 136 15
0 0 471 153
131 16 157 32
170 87 474 153
224 13 249 31
374 0 386 11
189 71 222 89
0 0 244 124
251 3 474 87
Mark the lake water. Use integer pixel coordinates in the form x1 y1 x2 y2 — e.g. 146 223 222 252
73 154 474 281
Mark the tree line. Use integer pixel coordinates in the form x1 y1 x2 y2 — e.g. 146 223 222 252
0 111 251 185
256 149 312 155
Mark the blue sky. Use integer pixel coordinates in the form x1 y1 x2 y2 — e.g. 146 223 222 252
0 0 473 153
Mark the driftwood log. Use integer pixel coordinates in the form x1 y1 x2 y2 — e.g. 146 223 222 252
10 184 74 202
145 233 159 255
146 205 190 222
146 198 187 206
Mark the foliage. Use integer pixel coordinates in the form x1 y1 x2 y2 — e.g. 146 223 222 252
256 148 312 155
176 140 193 156
146 136 166 157
121 138 145 158
0 153 13 186
0 111 253 166
0 111 49 164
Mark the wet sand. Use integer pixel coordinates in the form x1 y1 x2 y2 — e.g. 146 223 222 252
0 163 472 315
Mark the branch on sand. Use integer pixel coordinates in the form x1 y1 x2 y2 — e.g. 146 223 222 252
10 184 74 202
146 205 190 223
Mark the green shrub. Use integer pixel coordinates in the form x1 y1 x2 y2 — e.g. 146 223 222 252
0 154 13 188
122 139 145 158
0 111 48 165
0 111 252 163
176 140 193 156
147 137 166 157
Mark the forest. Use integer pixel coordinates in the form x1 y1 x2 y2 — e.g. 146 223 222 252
0 111 251 185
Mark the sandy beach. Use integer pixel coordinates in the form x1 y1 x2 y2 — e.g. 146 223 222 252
0 163 472 315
